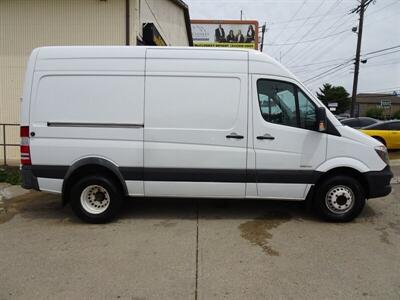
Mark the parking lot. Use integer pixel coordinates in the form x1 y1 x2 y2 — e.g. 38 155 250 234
0 169 399 299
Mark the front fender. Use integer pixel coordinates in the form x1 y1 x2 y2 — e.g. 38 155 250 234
316 157 370 173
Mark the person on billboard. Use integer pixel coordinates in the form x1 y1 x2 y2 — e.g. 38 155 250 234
236 30 245 43
227 30 235 43
215 24 226 42
246 25 255 42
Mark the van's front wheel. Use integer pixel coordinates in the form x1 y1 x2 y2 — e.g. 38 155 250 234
314 175 365 222
70 175 123 223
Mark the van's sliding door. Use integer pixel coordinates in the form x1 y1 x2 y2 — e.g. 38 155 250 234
144 48 248 197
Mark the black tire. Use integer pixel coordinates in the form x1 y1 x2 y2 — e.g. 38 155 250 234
313 175 365 222
372 136 386 146
69 175 123 223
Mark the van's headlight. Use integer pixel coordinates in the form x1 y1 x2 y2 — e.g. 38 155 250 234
375 145 389 165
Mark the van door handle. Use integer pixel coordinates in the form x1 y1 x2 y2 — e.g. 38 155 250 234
226 132 244 139
257 133 275 140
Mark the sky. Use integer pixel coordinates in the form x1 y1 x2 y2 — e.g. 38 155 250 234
185 0 400 95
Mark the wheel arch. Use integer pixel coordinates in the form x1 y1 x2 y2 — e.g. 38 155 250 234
314 167 369 197
371 135 386 146
308 158 372 201
62 157 128 205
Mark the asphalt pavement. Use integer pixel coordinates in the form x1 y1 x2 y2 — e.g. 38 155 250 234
0 168 399 299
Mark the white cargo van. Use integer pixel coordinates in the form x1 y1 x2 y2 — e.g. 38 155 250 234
20 46 392 223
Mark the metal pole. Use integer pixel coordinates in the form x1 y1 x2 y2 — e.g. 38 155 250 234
260 24 266 52
125 0 130 45
350 0 365 117
240 10 243 21
3 125 6 166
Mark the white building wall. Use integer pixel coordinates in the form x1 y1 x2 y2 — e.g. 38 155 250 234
0 0 126 162
0 0 190 162
139 0 189 46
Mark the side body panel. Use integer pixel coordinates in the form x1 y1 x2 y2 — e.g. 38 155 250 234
144 48 249 197
29 48 146 195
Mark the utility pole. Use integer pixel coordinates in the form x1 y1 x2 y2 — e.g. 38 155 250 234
240 10 243 20
260 23 266 52
350 0 367 117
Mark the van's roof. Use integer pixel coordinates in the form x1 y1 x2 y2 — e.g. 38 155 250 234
34 46 296 79
36 45 265 58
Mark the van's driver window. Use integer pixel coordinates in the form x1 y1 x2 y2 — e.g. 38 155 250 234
257 80 297 128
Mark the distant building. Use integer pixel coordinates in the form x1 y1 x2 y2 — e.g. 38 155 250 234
356 93 400 118
0 0 193 162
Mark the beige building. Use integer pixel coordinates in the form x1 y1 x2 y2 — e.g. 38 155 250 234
0 0 192 163
356 93 400 118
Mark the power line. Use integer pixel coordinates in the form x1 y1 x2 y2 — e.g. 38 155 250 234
303 60 353 83
285 14 356 66
270 0 308 48
282 0 352 62
283 7 355 65
279 0 329 60
293 61 350 74
366 0 400 16
289 57 352 68
359 86 400 93
304 64 352 85
311 67 353 85
362 45 400 56
350 0 375 14
364 49 400 60
361 61 400 68
266 29 348 46
268 10 346 26
291 45 400 73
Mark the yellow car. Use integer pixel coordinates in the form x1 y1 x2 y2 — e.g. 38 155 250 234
360 120 400 150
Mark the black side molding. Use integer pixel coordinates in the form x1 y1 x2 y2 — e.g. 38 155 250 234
28 165 322 184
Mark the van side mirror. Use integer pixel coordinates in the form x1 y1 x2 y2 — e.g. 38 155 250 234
316 107 327 132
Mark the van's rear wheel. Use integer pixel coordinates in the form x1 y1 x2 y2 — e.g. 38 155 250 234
314 175 365 222
70 175 123 223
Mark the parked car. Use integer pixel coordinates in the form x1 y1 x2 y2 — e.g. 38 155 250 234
335 115 348 121
360 120 400 149
20 46 392 223
341 117 379 129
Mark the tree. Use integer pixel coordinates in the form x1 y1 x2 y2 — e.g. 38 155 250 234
366 107 384 119
392 110 400 120
365 107 385 120
316 83 351 114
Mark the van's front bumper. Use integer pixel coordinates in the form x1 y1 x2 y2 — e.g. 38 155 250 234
20 165 40 191
365 165 393 198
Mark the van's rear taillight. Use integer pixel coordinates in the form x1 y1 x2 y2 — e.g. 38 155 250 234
20 126 31 165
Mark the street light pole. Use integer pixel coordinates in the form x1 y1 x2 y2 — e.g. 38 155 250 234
260 23 266 52
350 0 366 117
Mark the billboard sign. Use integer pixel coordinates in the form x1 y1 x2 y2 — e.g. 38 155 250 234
191 20 259 50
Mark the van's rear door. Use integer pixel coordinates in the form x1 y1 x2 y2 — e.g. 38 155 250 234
29 47 145 195
144 48 248 197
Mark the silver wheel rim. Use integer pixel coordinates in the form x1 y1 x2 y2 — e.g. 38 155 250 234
325 185 355 214
80 185 110 214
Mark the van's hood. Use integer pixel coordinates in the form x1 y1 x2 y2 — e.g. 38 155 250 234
337 125 382 147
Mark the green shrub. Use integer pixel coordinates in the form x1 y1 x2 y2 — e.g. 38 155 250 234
392 110 400 120
0 167 21 185
366 107 384 120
